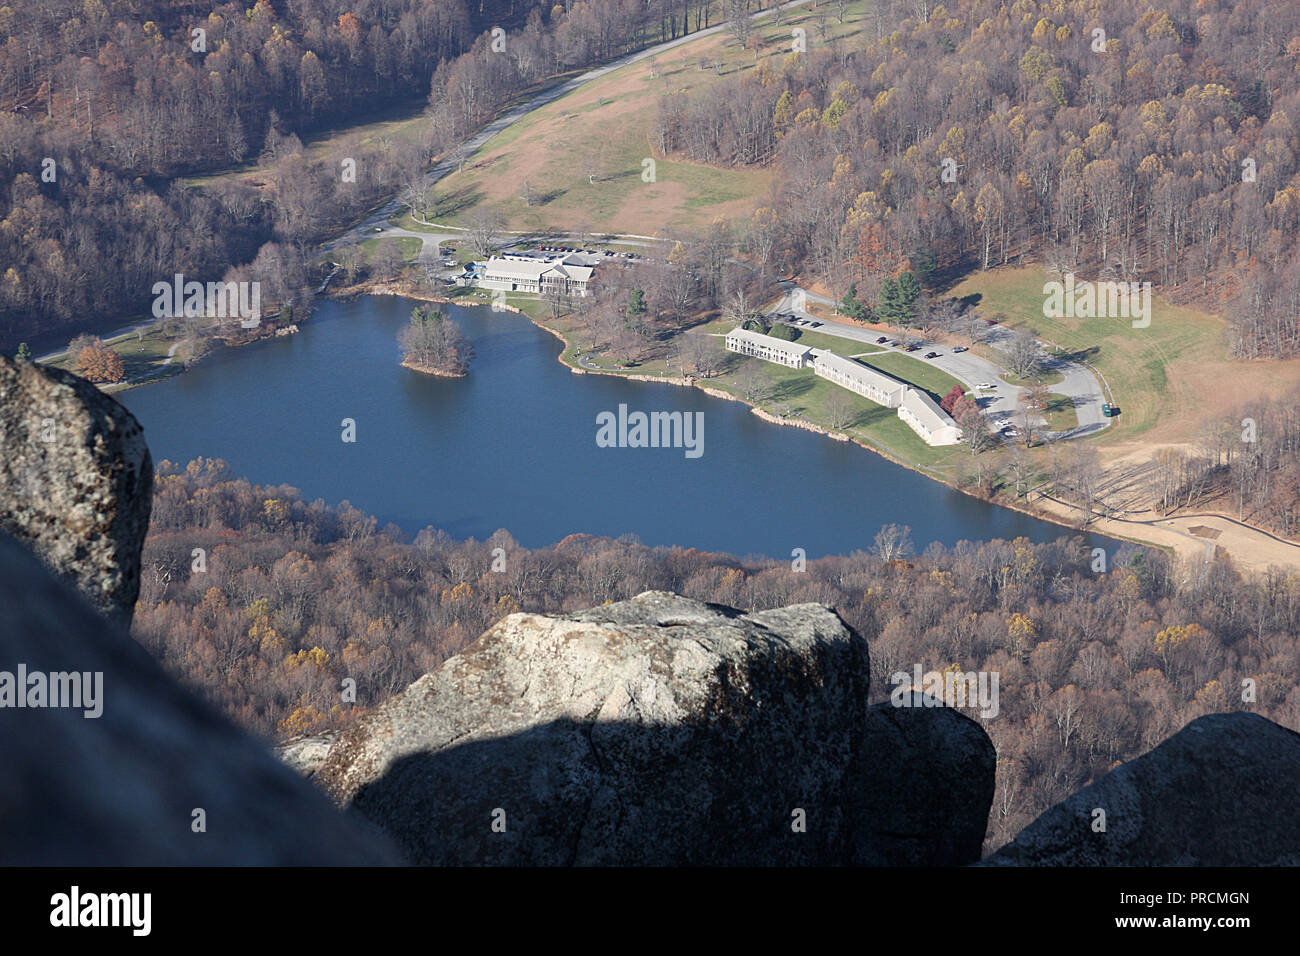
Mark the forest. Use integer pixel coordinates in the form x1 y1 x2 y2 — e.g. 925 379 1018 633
653 0 1300 358
0 0 756 348
135 458 1300 852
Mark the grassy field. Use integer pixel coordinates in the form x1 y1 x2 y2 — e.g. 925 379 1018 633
709 355 960 468
1043 393 1079 431
45 325 182 389
849 351 966 405
948 266 1297 444
427 1 874 237
359 236 423 263
506 296 963 468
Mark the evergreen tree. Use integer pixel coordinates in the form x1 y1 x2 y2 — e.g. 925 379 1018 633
896 271 921 325
628 289 646 317
878 276 900 323
14 342 30 362
840 283 866 321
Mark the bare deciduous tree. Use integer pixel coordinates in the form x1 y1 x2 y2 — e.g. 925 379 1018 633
874 523 914 562
466 207 505 258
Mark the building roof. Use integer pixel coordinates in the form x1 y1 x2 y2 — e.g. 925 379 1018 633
725 327 813 358
482 257 551 280
900 386 958 431
547 263 594 281
481 256 595 283
810 349 906 393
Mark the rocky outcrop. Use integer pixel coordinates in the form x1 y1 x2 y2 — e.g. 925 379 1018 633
0 356 152 626
0 533 400 865
278 732 342 778
984 713 1300 866
316 590 995 866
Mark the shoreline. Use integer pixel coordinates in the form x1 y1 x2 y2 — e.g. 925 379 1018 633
513 300 1288 564
116 279 1300 570
399 358 468 377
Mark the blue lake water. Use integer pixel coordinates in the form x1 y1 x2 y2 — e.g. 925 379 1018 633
120 296 1118 558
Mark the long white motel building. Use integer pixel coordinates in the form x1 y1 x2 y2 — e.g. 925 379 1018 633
469 254 596 297
724 326 962 446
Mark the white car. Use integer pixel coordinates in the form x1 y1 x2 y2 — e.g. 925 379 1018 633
977 382 997 390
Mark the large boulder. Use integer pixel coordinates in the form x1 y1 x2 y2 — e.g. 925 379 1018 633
0 534 399 865
0 356 152 626
856 697 995 865
316 590 995 865
984 713 1300 866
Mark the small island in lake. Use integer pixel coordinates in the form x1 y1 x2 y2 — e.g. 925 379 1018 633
399 306 473 377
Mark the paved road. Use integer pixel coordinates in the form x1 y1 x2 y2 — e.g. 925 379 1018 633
769 282 1111 441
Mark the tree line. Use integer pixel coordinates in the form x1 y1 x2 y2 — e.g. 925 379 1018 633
135 457 1300 853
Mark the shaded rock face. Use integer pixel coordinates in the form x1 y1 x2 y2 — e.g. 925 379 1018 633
317 590 995 866
0 534 400 865
857 697 995 865
984 713 1300 866
0 356 152 626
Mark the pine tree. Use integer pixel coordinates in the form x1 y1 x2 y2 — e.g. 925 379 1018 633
628 289 646 317
840 283 866 320
896 271 921 325
878 276 900 323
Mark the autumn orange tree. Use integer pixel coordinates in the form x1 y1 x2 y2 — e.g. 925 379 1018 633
75 343 125 383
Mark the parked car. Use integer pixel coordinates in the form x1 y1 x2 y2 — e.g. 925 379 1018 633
809 321 821 327
952 345 969 353
905 344 921 352
924 351 940 359
875 336 888 344
977 382 997 390
1003 426 1021 438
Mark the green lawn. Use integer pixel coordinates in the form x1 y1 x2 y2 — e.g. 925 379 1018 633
725 359 959 467
848 351 966 405
950 267 1229 440
1043 393 1079 431
359 236 423 263
44 325 183 389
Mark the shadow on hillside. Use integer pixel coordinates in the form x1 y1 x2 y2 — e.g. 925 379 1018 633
435 186 483 219
1051 345 1101 364
768 376 814 402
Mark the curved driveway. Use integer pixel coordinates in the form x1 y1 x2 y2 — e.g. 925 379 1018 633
769 282 1111 440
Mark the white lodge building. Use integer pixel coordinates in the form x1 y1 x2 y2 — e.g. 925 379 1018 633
478 256 595 296
724 327 813 367
725 326 962 446
898 386 962 446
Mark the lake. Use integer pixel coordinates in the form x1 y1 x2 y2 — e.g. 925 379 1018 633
121 296 1120 559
